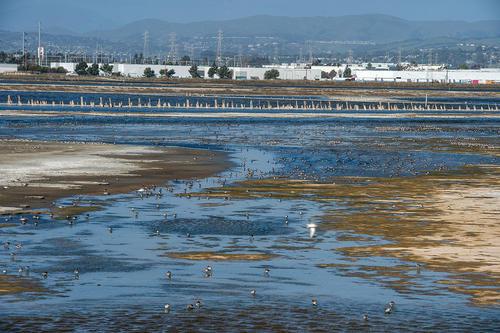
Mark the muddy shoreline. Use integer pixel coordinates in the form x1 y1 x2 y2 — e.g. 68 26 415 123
0 139 231 215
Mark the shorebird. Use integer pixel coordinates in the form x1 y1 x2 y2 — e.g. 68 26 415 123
74 268 80 279
307 223 317 238
164 304 171 313
385 301 395 314
166 271 172 280
363 314 369 321
195 300 202 308
108 227 113 234
250 289 256 297
264 268 270 276
186 304 195 311
312 298 318 307
204 265 213 277
42 271 48 279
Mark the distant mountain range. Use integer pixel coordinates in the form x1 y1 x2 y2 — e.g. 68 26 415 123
85 14 500 43
1 15 499 56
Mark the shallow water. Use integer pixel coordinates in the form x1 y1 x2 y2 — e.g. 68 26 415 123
0 91 499 332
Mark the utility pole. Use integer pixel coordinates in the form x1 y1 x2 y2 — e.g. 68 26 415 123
216 29 223 66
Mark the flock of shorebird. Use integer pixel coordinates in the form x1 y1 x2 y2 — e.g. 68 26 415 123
1 164 408 324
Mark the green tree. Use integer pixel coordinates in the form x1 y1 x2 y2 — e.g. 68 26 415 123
180 55 191 65
264 69 280 80
159 68 175 78
87 63 99 76
189 64 201 78
75 61 88 75
143 67 156 78
100 63 113 75
343 67 352 78
366 63 373 69
217 65 233 79
321 69 336 79
207 62 218 78
458 63 469 70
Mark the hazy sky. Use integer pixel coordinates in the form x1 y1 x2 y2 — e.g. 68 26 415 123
1 0 499 32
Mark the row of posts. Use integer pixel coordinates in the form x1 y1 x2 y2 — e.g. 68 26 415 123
3 95 499 112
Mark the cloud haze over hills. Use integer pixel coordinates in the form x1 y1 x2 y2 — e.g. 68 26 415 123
1 0 499 33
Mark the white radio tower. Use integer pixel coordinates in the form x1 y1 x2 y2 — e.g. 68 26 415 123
216 29 223 66
37 21 43 66
167 32 177 64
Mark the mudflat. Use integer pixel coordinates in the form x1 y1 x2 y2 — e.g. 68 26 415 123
0 139 230 214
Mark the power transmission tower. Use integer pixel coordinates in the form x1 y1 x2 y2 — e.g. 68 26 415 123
398 47 402 65
273 43 279 65
307 41 313 64
22 32 27 68
167 32 177 64
143 30 150 63
347 49 353 65
189 45 195 65
428 49 433 65
216 29 223 66
237 44 243 67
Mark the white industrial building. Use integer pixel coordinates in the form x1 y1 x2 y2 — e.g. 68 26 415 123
50 62 500 84
0 63 18 74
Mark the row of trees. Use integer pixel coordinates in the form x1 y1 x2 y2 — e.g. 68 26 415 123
74 62 364 81
320 67 352 79
207 63 233 79
75 62 114 76
143 67 176 78
17 64 67 74
143 64 235 79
